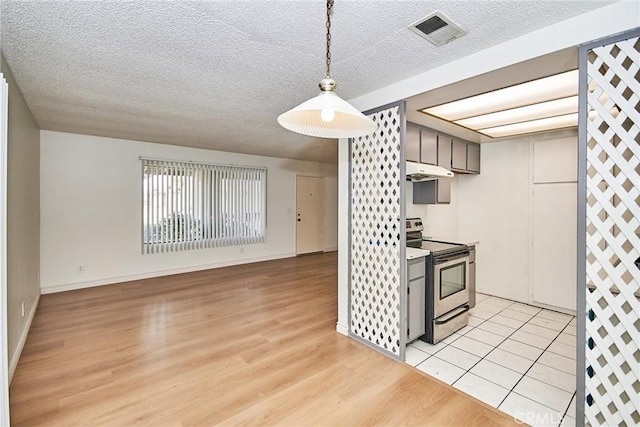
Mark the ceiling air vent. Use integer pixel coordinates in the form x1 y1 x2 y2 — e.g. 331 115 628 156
409 12 467 47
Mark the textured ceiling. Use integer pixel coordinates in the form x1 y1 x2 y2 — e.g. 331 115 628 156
1 1 615 163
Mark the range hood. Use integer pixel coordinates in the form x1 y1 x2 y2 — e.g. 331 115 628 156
406 161 454 181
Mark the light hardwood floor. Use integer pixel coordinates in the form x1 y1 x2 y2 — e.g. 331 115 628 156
10 252 519 426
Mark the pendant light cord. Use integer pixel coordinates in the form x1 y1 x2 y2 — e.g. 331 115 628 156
325 0 333 78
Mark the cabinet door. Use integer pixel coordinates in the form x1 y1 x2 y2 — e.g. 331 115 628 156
438 136 452 168
532 183 577 311
533 138 576 183
412 180 450 204
420 129 438 165
437 179 451 203
406 125 420 162
451 139 467 170
408 277 425 341
467 143 481 173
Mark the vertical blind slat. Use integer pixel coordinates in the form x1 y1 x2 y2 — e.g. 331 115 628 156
197 165 202 250
162 161 167 253
244 170 248 242
214 168 219 246
190 164 195 250
253 169 258 243
205 167 210 248
170 162 175 252
234 168 239 245
240 169 244 243
152 161 156 252
181 162 186 251
250 169 254 243
253 169 257 243
218 168 222 246
143 160 147 254
262 169 266 241
224 167 229 243
236 169 240 244
209 167 214 247
186 164 192 251
199 165 202 250
147 160 152 253
152 160 157 253
154 160 158 252
142 160 147 254
254 170 258 242
175 161 180 252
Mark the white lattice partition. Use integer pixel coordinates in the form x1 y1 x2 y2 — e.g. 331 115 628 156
349 102 404 359
580 30 640 427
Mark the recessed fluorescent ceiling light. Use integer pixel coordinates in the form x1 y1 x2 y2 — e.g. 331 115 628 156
422 69 579 138
480 113 578 138
456 96 578 129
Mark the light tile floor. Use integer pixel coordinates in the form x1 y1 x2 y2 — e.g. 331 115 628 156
406 293 577 427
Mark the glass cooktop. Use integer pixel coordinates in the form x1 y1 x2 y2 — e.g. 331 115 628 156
421 240 467 255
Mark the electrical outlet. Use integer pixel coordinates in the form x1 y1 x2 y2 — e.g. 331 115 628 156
77 265 85 274
240 247 244 254
21 302 25 317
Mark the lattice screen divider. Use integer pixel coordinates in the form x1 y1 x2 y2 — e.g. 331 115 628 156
349 101 406 360
578 28 640 427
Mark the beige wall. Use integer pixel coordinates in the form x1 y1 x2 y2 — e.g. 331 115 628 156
1 55 41 378
457 129 577 311
40 131 337 293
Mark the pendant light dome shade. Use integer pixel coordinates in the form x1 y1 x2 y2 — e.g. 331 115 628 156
277 89 377 139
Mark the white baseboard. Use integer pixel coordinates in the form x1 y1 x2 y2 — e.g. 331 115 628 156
40 252 297 295
324 247 338 252
9 292 40 383
336 322 349 336
477 290 576 316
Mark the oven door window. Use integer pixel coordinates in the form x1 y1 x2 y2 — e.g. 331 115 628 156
440 262 466 299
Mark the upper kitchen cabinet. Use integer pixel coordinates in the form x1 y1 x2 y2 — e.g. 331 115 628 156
451 139 481 174
405 123 438 165
406 125 420 162
405 122 480 174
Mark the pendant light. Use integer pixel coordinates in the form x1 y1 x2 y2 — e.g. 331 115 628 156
277 0 377 139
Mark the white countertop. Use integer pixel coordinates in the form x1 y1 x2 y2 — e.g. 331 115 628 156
406 247 430 260
424 236 480 247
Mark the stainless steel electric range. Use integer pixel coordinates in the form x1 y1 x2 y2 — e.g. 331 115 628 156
406 218 470 344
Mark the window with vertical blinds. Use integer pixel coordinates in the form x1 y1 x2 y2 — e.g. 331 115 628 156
142 159 266 254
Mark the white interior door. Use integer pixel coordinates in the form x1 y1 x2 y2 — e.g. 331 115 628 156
296 176 325 255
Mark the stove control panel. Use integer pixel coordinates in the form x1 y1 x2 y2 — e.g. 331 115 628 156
406 217 424 233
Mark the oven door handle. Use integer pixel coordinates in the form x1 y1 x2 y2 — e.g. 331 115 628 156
434 304 470 325
434 252 470 264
